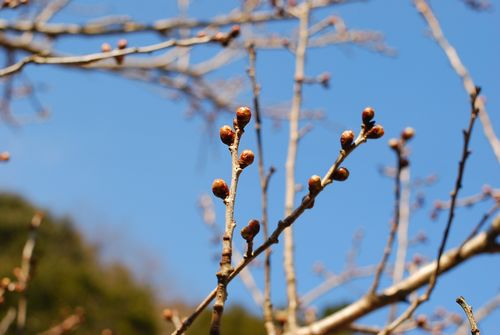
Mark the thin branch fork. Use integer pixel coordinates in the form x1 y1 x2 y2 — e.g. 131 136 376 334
0 29 239 77
376 87 482 335
414 0 500 162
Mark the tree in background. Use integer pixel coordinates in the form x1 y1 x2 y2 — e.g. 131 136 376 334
0 1 499 335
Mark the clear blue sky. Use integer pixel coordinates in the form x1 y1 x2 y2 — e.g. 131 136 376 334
0 0 498 333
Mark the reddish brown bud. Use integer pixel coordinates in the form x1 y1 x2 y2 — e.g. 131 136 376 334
415 314 427 328
219 125 235 146
239 150 255 168
235 106 252 128
241 219 260 241
362 107 375 124
212 179 229 199
340 130 355 150
366 124 384 139
401 127 415 141
117 39 128 49
229 25 241 39
0 152 10 162
388 138 400 151
332 167 349 181
115 39 127 65
162 309 174 321
308 175 322 194
101 43 112 53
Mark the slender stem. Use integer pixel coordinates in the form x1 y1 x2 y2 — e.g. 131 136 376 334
369 151 404 295
414 0 500 162
247 44 277 335
284 3 310 331
377 87 482 335
209 123 244 335
456 296 480 335
389 157 411 321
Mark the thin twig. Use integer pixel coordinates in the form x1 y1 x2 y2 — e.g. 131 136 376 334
209 112 246 334
0 30 238 77
455 294 500 335
247 44 277 335
284 3 310 331
414 0 500 162
376 86 482 335
456 296 480 335
16 212 43 335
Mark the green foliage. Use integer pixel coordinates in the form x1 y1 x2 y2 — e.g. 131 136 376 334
0 194 160 335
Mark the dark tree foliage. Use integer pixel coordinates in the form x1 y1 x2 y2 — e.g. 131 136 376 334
0 193 160 335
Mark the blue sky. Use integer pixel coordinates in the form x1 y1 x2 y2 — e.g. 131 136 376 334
0 0 498 333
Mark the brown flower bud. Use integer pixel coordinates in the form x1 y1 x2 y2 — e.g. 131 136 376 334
0 151 10 162
388 138 400 151
117 39 128 49
115 39 127 65
101 43 112 53
229 25 241 39
415 314 427 328
162 309 174 321
340 130 355 150
219 125 235 146
241 219 260 241
332 167 349 181
401 127 415 141
239 150 255 168
235 106 252 128
308 175 322 194
362 107 375 124
366 124 384 139
212 179 229 199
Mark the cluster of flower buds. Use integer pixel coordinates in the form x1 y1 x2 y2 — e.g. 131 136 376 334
213 25 241 47
101 39 128 65
388 127 415 168
361 107 385 139
240 219 260 242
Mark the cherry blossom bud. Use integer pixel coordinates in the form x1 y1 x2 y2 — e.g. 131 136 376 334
235 106 252 129
366 125 385 139
362 107 375 124
219 125 235 146
332 167 349 181
212 179 229 199
239 150 255 168
340 130 355 150
308 175 322 194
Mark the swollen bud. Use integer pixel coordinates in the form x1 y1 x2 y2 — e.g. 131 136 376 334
212 179 229 199
340 130 355 150
115 39 127 65
0 152 10 162
241 219 260 241
366 125 385 139
332 167 349 181
239 150 255 168
236 106 252 129
388 138 400 151
362 107 375 124
162 309 174 321
101 43 112 53
308 175 322 194
401 127 415 141
219 125 235 145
